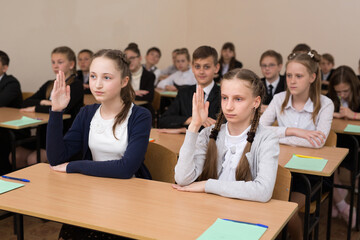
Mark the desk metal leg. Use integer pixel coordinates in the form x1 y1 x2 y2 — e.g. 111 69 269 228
15 214 24 240
326 174 334 240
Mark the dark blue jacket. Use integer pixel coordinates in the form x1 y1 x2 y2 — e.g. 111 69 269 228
46 104 152 179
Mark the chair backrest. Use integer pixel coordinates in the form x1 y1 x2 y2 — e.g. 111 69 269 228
324 130 337 147
272 165 292 201
152 90 161 112
22 92 34 100
144 142 178 183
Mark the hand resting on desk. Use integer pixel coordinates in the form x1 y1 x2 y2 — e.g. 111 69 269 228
172 181 206 193
50 162 69 173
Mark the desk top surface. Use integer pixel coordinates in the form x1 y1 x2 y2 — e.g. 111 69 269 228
0 107 70 130
150 129 185 155
0 164 297 240
332 118 360 135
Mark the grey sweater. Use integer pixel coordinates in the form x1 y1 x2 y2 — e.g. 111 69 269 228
175 124 279 202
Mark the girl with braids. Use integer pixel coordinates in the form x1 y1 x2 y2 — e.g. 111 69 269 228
47 49 152 239
14 46 83 168
173 68 279 203
260 50 348 239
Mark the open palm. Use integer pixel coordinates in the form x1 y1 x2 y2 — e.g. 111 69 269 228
191 86 209 127
51 70 71 112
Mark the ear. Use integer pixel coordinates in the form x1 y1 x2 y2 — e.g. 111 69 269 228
69 60 75 70
215 63 220 74
121 76 129 88
309 72 316 83
2 65 8 73
277 63 283 72
253 96 261 109
139 56 142 62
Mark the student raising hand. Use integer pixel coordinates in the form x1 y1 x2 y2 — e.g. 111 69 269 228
188 85 209 132
51 70 71 112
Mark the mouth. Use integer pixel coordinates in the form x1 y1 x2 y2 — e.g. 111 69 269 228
224 113 236 118
94 91 104 95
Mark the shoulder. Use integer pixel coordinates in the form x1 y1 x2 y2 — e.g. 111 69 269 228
234 60 243 68
256 125 278 141
272 91 286 104
79 104 100 117
129 105 152 122
320 95 334 110
178 84 196 95
2 74 19 83
142 67 155 80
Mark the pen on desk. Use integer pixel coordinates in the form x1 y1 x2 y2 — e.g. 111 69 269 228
2 175 30 182
294 154 322 159
222 218 268 228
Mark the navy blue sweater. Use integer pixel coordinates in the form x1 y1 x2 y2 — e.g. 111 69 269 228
46 104 152 179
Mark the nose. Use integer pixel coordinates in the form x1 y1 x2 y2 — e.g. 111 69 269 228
339 92 346 98
95 78 103 88
225 100 234 111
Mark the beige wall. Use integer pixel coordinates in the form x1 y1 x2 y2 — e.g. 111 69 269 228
1 0 360 92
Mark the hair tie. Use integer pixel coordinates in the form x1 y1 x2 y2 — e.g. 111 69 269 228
307 51 314 59
247 132 255 143
209 129 219 140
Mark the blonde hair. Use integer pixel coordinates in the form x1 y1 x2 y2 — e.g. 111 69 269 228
281 50 322 123
198 68 265 181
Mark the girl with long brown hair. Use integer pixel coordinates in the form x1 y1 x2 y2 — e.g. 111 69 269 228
173 68 279 203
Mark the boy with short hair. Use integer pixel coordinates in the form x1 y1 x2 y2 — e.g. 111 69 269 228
143 47 162 86
259 50 285 107
159 46 220 132
77 49 93 94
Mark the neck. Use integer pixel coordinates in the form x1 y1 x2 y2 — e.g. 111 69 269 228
100 96 124 119
145 63 153 70
223 59 230 64
291 91 310 110
198 80 213 89
227 121 251 136
132 65 141 74
266 74 279 84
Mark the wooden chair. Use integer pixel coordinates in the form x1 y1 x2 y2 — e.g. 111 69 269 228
272 165 292 201
144 142 177 183
152 91 161 127
22 92 33 100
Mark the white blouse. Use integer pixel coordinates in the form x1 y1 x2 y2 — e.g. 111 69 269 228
88 104 133 161
219 124 250 181
260 92 334 148
157 68 196 89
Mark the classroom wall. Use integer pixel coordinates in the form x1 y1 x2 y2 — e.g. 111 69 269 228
1 0 360 92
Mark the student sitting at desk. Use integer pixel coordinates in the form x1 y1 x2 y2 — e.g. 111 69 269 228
14 46 83 168
173 68 279 203
158 46 220 133
0 50 23 174
77 49 93 94
143 47 162 86
158 48 179 82
260 50 352 239
47 49 152 239
214 42 243 83
157 48 196 91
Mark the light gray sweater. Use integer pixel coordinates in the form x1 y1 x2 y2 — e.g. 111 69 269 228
175 124 279 202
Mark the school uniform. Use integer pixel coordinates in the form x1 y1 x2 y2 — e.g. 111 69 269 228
0 73 22 174
214 59 243 83
160 64 177 76
175 123 279 202
158 82 220 129
143 64 161 86
76 70 91 94
157 68 196 90
321 69 334 90
261 75 286 105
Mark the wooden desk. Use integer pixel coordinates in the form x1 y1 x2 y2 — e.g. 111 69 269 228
0 163 298 240
332 118 360 135
279 145 348 176
84 94 147 106
150 129 185 155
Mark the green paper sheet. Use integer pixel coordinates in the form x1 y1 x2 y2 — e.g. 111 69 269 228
197 218 267 240
1 116 42 127
161 91 177 96
344 124 360 133
285 155 328 172
0 179 24 194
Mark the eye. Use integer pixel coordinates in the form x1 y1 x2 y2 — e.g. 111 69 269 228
204 66 210 70
104 76 111 80
286 74 292 78
194 65 200 69
221 96 228 100
236 98 242 101
295 74 302 78
90 74 96 79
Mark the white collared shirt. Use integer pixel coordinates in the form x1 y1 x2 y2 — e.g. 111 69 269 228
265 76 280 96
201 80 215 102
157 68 196 89
260 92 334 148
0 74 4 82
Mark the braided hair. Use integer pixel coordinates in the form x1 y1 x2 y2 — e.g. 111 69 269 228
92 49 135 139
198 68 265 181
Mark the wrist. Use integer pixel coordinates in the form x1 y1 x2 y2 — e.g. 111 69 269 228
188 122 201 133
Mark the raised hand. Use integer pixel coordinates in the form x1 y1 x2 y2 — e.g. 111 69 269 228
51 70 71 112
188 85 209 132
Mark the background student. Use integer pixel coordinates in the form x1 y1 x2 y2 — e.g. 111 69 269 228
260 50 353 239
173 68 279 203
124 43 155 116
0 50 23 175
77 49 93 94
158 46 220 132
143 47 162 86
157 48 196 91
47 49 151 239
158 48 179 81
15 46 84 168
259 50 286 111
214 42 243 83
320 53 335 90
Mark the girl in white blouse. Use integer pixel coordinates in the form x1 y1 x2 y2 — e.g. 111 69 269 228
173 68 279 203
260 50 353 239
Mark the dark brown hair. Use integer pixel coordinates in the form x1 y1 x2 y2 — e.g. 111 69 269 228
198 68 265 181
176 48 190 62
292 43 311 53
281 50 322 123
192 46 218 65
92 49 135 138
328 65 360 112
0 50 10 66
146 47 161 57
259 50 283 65
321 53 334 65
78 49 94 57
125 43 141 56
219 42 238 70
46 46 77 98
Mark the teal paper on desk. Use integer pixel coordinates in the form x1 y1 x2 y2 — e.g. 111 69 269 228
197 218 267 240
1 116 41 127
161 91 177 96
0 180 24 194
344 124 360 133
285 155 328 172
